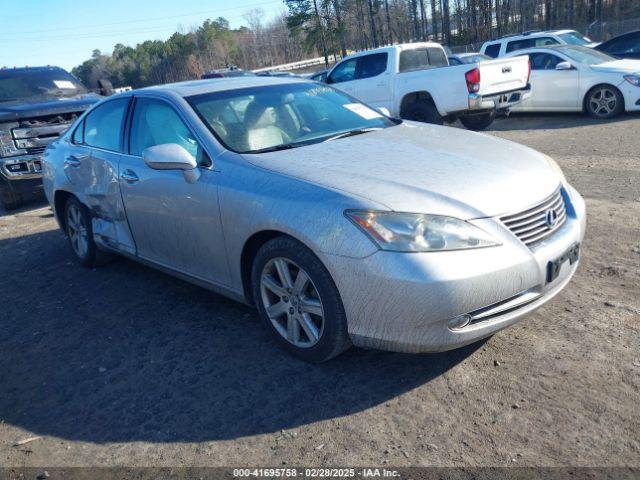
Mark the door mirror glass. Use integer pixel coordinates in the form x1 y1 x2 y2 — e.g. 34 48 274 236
142 143 200 183
556 61 573 71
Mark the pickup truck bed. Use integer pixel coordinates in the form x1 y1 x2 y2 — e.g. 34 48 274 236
326 42 531 130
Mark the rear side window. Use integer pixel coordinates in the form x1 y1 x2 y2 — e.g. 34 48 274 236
357 53 388 79
484 43 501 58
535 37 560 47
399 47 448 72
83 98 129 152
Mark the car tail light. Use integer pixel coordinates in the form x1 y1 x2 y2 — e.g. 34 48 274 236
465 68 480 93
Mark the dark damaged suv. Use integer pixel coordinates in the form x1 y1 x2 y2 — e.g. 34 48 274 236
0 66 101 210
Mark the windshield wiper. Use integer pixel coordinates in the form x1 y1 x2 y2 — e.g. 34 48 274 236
323 127 382 142
248 143 298 154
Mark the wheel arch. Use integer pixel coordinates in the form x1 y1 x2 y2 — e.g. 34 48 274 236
53 189 78 230
582 83 625 113
240 229 307 304
399 91 437 117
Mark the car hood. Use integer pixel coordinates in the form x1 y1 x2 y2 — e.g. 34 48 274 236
0 93 102 122
590 59 640 74
243 122 561 219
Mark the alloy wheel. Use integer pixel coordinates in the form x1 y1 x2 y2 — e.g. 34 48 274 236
66 203 89 259
259 257 325 348
589 88 617 117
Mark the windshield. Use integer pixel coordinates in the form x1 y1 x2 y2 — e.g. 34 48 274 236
558 31 592 46
558 45 615 65
187 83 397 154
0 68 87 103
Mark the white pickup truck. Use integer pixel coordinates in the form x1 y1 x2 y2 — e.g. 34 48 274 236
325 42 531 130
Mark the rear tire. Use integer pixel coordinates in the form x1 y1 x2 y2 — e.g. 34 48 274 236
402 100 444 125
251 236 351 362
585 84 624 119
64 197 102 268
459 110 496 131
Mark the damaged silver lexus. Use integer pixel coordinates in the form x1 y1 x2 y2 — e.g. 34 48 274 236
43 77 586 362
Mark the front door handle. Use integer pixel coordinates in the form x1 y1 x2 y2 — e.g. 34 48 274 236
120 169 139 184
64 154 88 167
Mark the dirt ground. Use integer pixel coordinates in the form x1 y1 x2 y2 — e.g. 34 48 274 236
0 113 638 468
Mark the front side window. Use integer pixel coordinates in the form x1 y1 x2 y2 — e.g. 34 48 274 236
535 37 560 47
357 53 388 79
328 59 357 83
188 83 397 154
83 98 129 152
529 52 563 70
484 43 501 58
129 98 200 159
506 39 535 53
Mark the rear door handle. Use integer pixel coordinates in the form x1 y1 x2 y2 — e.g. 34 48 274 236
64 153 88 167
120 169 139 184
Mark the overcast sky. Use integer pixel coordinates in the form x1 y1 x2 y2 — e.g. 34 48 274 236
0 0 283 71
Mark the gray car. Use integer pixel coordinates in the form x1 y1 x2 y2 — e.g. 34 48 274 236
43 77 586 362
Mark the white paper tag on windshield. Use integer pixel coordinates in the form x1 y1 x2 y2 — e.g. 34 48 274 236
344 103 382 120
53 80 76 89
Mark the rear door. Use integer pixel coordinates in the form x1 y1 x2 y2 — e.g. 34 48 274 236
118 96 230 285
352 52 393 110
476 56 530 96
65 97 136 253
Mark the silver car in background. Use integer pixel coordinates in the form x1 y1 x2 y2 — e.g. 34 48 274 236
43 77 586 362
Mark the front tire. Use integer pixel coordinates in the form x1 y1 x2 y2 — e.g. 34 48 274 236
459 110 496 131
585 85 624 119
251 236 351 362
402 100 444 125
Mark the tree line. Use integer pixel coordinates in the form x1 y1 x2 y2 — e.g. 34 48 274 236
73 0 639 89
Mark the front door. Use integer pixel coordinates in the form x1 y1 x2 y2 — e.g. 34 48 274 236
528 53 580 109
118 96 230 285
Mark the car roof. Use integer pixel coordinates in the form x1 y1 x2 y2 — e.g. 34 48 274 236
0 65 67 73
141 76 309 98
484 29 577 44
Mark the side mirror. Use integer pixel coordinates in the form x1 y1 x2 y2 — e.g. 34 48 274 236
556 61 573 71
378 107 391 117
142 143 200 183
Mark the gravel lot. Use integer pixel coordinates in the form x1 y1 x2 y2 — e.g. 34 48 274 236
1 113 638 468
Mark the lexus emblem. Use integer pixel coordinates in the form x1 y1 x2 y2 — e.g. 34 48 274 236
545 209 559 228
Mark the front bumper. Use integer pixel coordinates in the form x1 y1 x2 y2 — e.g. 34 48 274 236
468 84 532 111
324 184 586 353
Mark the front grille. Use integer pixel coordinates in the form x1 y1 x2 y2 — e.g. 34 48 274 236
10 112 78 156
500 187 567 246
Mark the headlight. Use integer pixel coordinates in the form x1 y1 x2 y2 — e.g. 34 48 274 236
624 74 640 87
543 154 566 183
345 210 501 252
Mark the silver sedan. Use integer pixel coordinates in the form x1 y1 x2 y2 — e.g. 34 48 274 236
43 77 586 362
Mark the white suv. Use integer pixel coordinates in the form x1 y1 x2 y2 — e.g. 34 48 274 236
480 30 596 58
